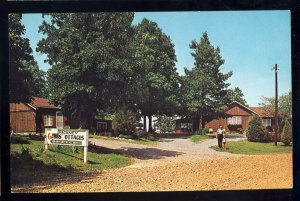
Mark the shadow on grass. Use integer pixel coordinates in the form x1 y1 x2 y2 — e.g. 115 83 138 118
11 153 97 188
89 143 184 160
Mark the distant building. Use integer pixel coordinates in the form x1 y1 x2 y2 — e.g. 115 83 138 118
174 101 275 134
10 97 68 134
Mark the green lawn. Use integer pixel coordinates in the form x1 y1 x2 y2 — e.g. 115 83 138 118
190 134 211 143
11 135 132 185
211 140 292 155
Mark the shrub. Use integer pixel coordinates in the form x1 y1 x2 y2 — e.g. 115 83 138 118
281 120 292 146
237 128 244 134
11 135 30 144
195 128 209 135
154 115 174 134
112 109 139 136
246 115 269 142
136 130 149 139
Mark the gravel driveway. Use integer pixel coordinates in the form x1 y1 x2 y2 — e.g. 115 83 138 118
12 136 292 192
89 135 246 168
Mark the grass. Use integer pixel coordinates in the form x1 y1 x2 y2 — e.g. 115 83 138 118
90 134 159 146
190 134 211 143
211 140 292 155
10 135 132 185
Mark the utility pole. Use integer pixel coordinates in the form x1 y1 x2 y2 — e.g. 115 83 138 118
273 64 278 146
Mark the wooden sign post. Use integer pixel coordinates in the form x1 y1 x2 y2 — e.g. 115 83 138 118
45 128 89 163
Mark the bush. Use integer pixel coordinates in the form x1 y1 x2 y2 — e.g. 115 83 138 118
237 128 244 134
195 128 209 135
112 109 139 136
281 120 292 146
11 135 30 144
136 130 149 139
246 115 269 142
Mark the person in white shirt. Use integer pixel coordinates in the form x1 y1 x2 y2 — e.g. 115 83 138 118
216 126 225 148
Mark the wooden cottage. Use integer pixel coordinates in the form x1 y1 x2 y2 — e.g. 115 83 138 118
174 101 275 134
10 97 68 134
93 116 112 134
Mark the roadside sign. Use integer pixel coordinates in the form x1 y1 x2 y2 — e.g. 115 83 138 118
45 128 89 163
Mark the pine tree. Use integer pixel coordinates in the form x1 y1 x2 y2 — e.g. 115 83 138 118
246 115 269 142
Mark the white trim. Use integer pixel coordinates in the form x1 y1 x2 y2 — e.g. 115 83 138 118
25 103 37 110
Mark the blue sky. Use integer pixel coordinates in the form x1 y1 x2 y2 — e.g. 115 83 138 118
22 11 291 106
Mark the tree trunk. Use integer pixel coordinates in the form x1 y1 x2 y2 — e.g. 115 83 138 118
148 115 153 133
143 114 147 131
198 113 203 130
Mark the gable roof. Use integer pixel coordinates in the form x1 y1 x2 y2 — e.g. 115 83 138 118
27 97 60 110
230 101 273 118
230 101 258 115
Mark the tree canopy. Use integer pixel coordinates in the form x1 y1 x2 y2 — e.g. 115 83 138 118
181 32 233 129
259 91 292 131
37 13 135 128
9 14 34 103
132 18 179 131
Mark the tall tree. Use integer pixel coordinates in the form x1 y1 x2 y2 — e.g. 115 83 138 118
182 32 232 129
132 18 179 132
226 87 247 106
37 13 135 128
22 60 49 98
9 14 34 103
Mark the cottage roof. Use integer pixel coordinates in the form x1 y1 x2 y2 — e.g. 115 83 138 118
230 101 258 115
28 97 60 109
249 107 272 118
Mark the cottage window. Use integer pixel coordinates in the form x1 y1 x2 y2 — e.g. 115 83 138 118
97 122 107 131
262 119 271 127
56 111 64 129
180 123 187 129
227 116 242 125
44 115 53 127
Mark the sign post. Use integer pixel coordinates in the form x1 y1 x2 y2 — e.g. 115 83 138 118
45 128 89 163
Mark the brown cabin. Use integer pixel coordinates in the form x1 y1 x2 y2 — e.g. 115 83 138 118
174 101 275 134
10 97 68 134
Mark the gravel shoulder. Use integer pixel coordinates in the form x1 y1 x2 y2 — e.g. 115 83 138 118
12 136 292 192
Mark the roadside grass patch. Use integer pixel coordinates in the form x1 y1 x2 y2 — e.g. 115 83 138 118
211 140 292 155
190 134 210 143
11 135 132 185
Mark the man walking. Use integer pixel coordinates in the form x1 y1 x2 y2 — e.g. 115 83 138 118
216 126 225 148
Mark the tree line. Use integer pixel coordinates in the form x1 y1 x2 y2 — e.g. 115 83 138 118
10 13 290 132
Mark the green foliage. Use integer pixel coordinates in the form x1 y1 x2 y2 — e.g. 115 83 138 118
11 135 30 144
281 120 292 146
237 128 244 134
132 18 180 131
259 91 292 132
180 32 233 128
154 115 174 134
211 140 292 154
136 130 149 139
112 109 139 135
37 13 135 128
246 115 269 142
9 14 35 103
195 128 209 135
226 87 247 106
10 135 131 178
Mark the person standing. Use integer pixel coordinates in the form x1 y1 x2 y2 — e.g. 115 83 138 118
216 126 225 148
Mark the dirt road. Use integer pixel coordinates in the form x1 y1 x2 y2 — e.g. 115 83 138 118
12 136 292 192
